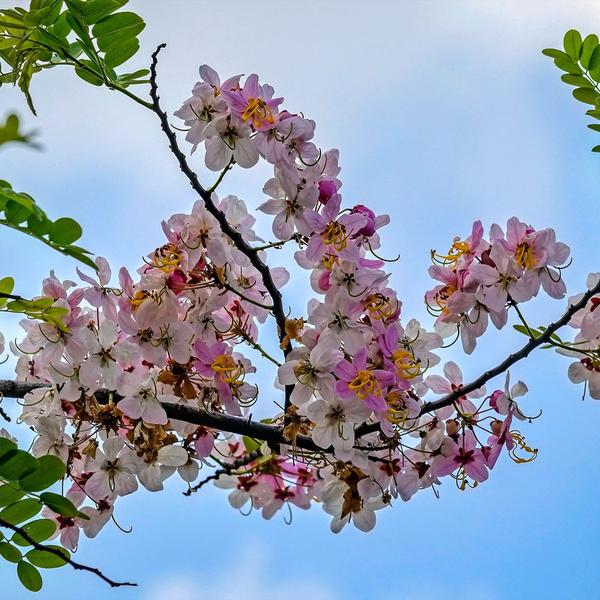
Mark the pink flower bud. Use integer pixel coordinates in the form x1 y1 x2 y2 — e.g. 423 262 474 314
318 179 337 204
351 204 376 237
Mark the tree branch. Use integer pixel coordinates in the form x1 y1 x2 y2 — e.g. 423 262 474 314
0 518 136 588
356 277 600 439
147 46 293 400
0 380 321 453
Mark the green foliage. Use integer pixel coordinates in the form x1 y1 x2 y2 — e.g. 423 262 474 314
544 29 600 151
0 436 84 591
0 179 96 269
0 113 37 148
0 0 150 114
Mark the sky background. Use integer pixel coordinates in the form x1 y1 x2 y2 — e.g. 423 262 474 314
2 1 600 598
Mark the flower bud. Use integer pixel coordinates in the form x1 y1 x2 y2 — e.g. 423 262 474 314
446 419 460 437
318 179 337 204
491 419 503 436
351 204 376 237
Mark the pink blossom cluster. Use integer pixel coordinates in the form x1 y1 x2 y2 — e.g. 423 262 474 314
6 65 580 542
425 218 570 354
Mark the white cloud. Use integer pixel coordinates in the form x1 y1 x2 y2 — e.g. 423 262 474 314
143 540 337 600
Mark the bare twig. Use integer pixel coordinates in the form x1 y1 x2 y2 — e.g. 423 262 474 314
183 449 262 495
0 518 136 588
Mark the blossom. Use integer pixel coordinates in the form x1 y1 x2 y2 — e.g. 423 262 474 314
85 436 139 500
335 349 395 413
432 431 489 482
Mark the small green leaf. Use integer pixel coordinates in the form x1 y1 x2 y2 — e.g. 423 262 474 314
0 499 42 525
581 34 599 69
0 437 17 460
49 217 83 245
560 74 592 87
589 45 600 80
542 48 567 59
572 87 600 105
242 436 261 453
588 123 600 132
0 542 22 563
563 29 583 61
554 57 583 75
39 492 87 519
592 144 600 152
0 485 25 507
26 545 69 568
104 37 139 68
0 449 39 481
17 560 43 592
19 455 66 493
12 519 57 546
92 11 145 44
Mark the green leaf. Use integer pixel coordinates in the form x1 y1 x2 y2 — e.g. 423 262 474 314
560 74 592 87
572 87 600 105
0 485 25 507
580 34 598 69
81 0 128 24
0 499 42 525
589 45 600 80
92 12 144 47
0 114 36 147
26 545 69 568
542 48 570 60
0 437 17 460
592 144 600 152
563 29 582 61
0 276 15 307
554 57 583 74
242 436 261 453
588 123 600 132
19 455 66 493
104 37 138 68
0 450 39 481
39 492 87 519
0 542 22 563
49 217 82 245
17 560 43 592
12 519 57 546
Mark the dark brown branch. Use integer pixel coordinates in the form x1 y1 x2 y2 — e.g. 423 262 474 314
0 381 321 453
147 44 293 413
0 518 136 588
356 278 600 439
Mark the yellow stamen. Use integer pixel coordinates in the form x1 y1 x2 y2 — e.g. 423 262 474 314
211 354 243 384
514 242 537 270
241 98 275 130
348 370 381 399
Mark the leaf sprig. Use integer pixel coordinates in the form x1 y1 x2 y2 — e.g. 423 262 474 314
0 0 150 114
544 29 600 151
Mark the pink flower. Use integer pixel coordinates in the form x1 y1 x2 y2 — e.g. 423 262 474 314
222 74 283 132
335 348 395 413
425 361 486 419
432 431 489 482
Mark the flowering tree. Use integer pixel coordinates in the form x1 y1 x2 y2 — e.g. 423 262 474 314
1 1 599 591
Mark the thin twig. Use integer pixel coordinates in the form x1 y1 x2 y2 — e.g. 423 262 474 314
148 44 294 415
0 518 136 588
183 449 262 495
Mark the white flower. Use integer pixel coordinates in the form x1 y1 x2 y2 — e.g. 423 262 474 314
85 436 138 500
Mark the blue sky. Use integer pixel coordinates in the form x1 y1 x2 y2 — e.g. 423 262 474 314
2 1 600 598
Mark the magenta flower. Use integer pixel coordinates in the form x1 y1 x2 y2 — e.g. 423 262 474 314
222 74 283 132
335 348 395 413
432 431 489 482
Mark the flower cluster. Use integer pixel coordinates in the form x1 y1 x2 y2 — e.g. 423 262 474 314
4 65 580 543
425 218 570 354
